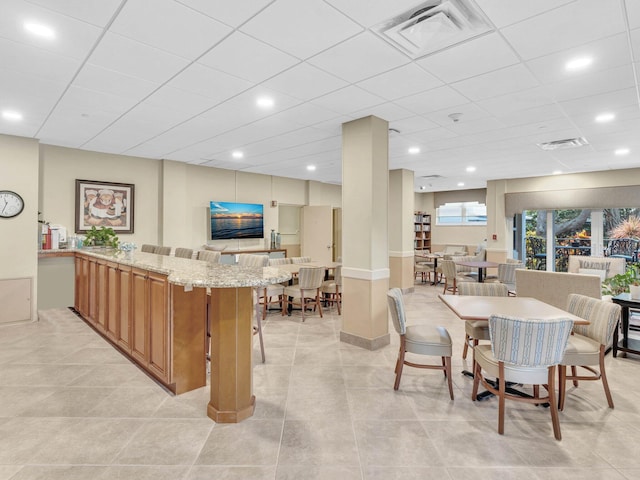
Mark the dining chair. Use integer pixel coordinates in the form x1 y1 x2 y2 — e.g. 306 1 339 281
236 254 269 362
258 257 290 321
174 247 193 259
154 246 171 256
457 282 509 360
493 261 524 295
558 294 621 411
441 259 473 294
472 314 574 440
197 250 221 264
386 288 454 399
291 256 312 264
414 253 434 283
282 266 324 321
140 244 157 253
321 264 342 314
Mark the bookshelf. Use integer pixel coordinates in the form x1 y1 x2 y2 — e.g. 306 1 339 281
414 212 431 251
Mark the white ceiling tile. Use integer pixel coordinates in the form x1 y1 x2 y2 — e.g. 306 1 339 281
308 31 410 83
310 86 385 115
631 28 640 62
547 65 636 102
324 0 431 28
144 86 219 116
38 106 121 147
474 0 575 28
389 116 442 135
73 64 158 101
476 87 557 116
261 63 348 101
402 126 458 144
452 64 540 102
243 128 334 158
627 0 640 29
110 0 232 59
240 0 363 59
0 67 67 110
24 0 122 27
167 63 252 103
0 37 80 84
56 85 138 116
175 0 274 28
357 63 443 101
418 32 520 83
198 31 298 83
500 0 627 60
558 88 639 117
88 32 190 83
495 104 567 128
263 104 342 128
526 34 631 85
1 0 103 59
394 85 471 115
424 102 493 127
350 102 414 123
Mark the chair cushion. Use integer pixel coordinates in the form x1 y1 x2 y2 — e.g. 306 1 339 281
465 320 490 340
475 345 550 385
405 325 452 357
578 268 606 282
560 333 601 366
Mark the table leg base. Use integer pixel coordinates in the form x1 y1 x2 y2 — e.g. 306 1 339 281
207 395 255 423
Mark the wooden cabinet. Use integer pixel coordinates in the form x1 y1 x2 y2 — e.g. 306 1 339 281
414 211 431 251
73 252 206 394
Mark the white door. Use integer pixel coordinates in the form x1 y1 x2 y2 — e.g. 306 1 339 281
301 206 332 263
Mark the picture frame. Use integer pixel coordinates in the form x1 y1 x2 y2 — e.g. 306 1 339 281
75 179 135 234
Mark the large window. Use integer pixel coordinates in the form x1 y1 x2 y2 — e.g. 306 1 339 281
436 202 487 225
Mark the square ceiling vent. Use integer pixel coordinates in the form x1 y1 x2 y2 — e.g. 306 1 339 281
373 0 493 59
537 137 589 151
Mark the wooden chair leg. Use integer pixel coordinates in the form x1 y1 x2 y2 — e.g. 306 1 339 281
571 365 578 387
498 362 506 435
394 339 406 390
462 333 470 359
599 347 614 408
548 366 562 440
558 365 566 411
445 356 454 400
471 359 481 401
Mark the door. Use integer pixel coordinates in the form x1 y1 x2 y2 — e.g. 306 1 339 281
301 205 332 264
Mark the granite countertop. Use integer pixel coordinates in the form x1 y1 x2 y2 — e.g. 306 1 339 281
40 248 291 288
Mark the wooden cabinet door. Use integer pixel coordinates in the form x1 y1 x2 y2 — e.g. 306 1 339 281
96 259 108 333
117 264 132 352
131 268 149 366
148 272 169 381
106 262 119 341
87 257 98 324
74 256 89 316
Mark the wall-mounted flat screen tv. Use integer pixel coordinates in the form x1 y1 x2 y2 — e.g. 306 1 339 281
209 201 264 240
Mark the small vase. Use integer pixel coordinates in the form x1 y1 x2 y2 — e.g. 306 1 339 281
629 284 640 299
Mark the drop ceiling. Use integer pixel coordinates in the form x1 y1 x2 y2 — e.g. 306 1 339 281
1 0 639 192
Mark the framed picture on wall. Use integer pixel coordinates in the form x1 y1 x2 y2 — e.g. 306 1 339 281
75 179 135 234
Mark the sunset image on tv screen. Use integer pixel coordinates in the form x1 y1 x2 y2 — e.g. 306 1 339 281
210 202 264 240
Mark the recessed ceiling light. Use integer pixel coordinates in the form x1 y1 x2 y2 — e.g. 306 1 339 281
24 21 55 39
457 182 464 187
565 56 592 71
2 110 23 121
256 96 274 109
553 170 563 175
231 150 243 159
466 166 476 172
408 147 420 154
306 165 316 171
615 148 630 156
595 112 615 123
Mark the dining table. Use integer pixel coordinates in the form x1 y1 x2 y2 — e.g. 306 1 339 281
439 294 589 400
415 252 442 285
455 260 499 283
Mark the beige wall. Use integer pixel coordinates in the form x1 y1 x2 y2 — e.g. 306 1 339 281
1 134 40 318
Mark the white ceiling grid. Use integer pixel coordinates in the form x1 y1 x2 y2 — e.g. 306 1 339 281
0 0 638 191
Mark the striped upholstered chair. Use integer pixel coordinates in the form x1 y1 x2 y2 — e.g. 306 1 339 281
387 288 454 399
236 254 269 362
472 315 573 440
457 282 509 360
282 266 324 321
558 294 621 411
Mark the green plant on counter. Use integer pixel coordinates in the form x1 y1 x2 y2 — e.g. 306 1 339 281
602 263 640 296
83 226 119 248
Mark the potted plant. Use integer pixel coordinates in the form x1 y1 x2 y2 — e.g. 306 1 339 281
83 226 119 248
602 264 640 297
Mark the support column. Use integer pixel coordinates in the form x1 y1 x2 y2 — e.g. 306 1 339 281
340 116 390 350
389 169 415 292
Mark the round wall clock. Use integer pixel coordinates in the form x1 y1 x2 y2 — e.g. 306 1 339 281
0 190 25 218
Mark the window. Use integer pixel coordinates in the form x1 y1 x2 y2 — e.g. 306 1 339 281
436 202 487 225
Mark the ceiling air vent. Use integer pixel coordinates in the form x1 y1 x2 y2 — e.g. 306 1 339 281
373 0 492 59
537 137 589 151
421 174 442 179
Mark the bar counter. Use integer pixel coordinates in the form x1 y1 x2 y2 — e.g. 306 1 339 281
42 247 290 423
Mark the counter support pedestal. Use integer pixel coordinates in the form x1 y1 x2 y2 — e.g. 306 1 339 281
207 286 255 423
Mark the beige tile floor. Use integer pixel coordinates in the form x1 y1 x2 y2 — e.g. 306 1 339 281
1 281 640 479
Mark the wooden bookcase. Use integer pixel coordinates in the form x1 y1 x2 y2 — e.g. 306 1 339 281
414 212 431 251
